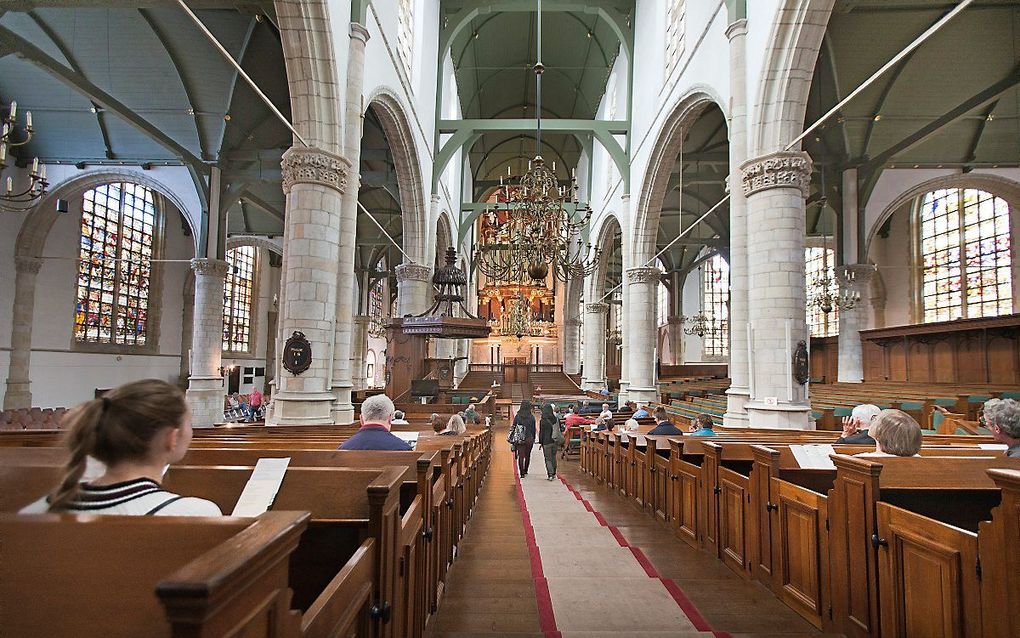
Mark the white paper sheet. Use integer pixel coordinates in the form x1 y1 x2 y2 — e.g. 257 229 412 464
231 457 290 517
789 444 837 470
978 443 1008 451
393 431 419 450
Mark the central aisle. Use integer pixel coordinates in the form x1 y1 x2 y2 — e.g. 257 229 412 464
429 435 830 637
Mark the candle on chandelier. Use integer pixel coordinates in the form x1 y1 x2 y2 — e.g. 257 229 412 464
40 164 46 180
31 158 38 175
8 101 15 121
6 177 12 194
25 111 32 130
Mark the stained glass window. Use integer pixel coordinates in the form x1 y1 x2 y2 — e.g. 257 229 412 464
702 254 729 357
397 0 415 79
806 246 839 337
920 188 1012 322
223 246 257 352
370 278 385 321
665 0 686 77
75 183 157 346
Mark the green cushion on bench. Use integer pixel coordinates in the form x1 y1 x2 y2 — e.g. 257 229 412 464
899 401 924 411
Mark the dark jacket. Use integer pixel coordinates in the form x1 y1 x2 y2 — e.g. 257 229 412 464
339 425 413 451
835 430 876 446
539 414 559 445
1007 442 1020 458
514 410 537 443
647 421 684 436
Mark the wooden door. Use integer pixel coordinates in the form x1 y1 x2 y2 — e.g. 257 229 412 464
876 503 982 638
676 461 700 548
771 478 829 630
719 468 750 578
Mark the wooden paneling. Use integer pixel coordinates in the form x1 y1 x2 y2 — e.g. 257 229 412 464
861 315 1020 383
772 479 829 630
719 468 750 578
676 461 700 548
809 336 839 383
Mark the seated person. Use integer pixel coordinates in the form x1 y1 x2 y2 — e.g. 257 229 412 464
462 403 481 425
855 409 922 458
391 410 410 425
982 398 1020 458
340 395 413 451
632 404 650 419
578 400 598 415
623 418 640 432
836 404 881 445
430 412 444 434
594 415 614 432
647 407 684 436
439 414 467 436
598 403 613 422
564 405 596 429
688 413 717 436
21 379 221 516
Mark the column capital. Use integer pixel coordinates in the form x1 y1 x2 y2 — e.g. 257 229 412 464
625 266 662 284
350 22 370 43
725 18 748 40
282 146 351 195
14 256 42 274
740 151 812 198
394 263 432 283
585 302 610 315
666 315 684 326
564 318 583 328
353 315 372 326
190 258 229 278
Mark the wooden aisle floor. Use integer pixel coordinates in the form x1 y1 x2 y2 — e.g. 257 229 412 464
428 437 839 637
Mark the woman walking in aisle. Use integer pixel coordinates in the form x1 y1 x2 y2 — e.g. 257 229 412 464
538 402 562 480
512 400 537 477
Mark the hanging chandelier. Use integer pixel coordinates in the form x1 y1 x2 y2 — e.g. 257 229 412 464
1 101 48 213
473 0 601 284
808 195 861 315
681 311 712 337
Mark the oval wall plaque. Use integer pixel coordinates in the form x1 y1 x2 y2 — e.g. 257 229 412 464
283 331 312 375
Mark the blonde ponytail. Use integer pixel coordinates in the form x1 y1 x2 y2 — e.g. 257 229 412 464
47 400 104 511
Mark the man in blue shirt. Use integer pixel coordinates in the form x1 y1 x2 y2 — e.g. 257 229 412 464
688 413 718 436
339 395 413 451
633 404 650 419
647 407 684 436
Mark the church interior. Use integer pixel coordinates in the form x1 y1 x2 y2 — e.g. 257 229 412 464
2 0 1020 636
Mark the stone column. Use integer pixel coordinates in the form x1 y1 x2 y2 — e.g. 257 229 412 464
837 264 876 383
330 22 371 425
742 151 813 429
350 315 370 391
580 302 609 391
562 317 582 375
625 266 661 405
724 18 752 428
270 146 350 425
4 256 43 410
395 263 433 317
666 316 684 365
186 258 229 427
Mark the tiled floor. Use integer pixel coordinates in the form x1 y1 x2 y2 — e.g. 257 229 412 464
427 439 839 637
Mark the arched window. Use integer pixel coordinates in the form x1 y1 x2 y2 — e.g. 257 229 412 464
397 0 415 80
806 246 839 337
658 279 669 327
665 0 686 77
919 187 1012 322
366 350 377 386
702 254 729 358
370 278 385 321
223 246 257 352
74 183 158 346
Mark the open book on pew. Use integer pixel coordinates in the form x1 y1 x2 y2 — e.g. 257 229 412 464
393 431 419 450
789 444 837 469
230 457 290 517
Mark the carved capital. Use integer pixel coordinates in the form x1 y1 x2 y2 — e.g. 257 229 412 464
350 22 371 43
352 315 372 326
564 318 583 329
741 151 812 198
725 18 748 41
626 266 662 285
15 256 42 275
394 263 432 284
191 258 230 278
585 302 610 315
666 315 684 326
281 147 351 195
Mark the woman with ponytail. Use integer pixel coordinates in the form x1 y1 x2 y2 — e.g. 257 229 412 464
21 379 221 516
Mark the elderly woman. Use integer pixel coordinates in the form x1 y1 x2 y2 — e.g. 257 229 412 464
439 414 467 436
855 409 922 458
429 413 444 434
983 398 1020 458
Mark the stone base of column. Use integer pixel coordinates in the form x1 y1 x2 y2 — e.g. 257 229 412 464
724 388 751 428
580 378 605 392
617 381 630 404
746 403 813 430
186 376 225 428
269 391 337 426
626 386 658 405
3 380 31 410
331 384 355 425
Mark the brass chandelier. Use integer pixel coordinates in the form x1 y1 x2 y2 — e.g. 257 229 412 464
1 100 48 213
473 0 600 284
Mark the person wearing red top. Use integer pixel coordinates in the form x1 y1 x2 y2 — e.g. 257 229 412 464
564 405 595 428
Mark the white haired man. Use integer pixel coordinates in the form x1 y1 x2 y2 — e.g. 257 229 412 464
983 398 1020 458
339 395 412 451
836 404 882 445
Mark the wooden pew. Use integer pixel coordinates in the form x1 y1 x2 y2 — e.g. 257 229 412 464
1 511 380 637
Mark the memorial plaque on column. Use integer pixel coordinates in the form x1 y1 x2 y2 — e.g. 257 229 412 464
283 331 312 375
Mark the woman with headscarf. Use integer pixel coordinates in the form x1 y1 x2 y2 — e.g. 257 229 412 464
512 400 537 477
538 402 561 480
